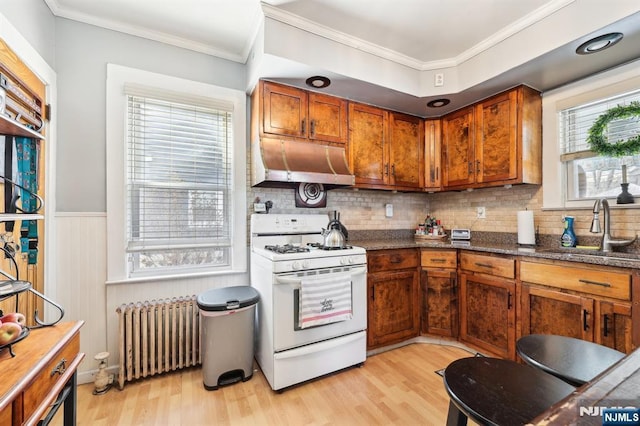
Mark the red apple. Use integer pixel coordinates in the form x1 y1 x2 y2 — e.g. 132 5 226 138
0 312 25 326
0 321 22 345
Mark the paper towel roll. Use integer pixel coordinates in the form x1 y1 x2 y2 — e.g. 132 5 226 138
517 210 536 245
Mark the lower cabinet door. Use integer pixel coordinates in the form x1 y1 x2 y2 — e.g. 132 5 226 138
460 273 516 359
368 269 420 348
421 268 458 337
521 284 595 342
597 300 633 354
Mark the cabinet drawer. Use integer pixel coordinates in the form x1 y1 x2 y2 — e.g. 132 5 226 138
0 404 10 426
460 252 515 279
23 332 80 418
520 261 631 300
421 249 457 269
368 249 419 273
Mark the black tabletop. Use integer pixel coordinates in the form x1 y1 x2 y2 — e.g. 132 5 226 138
516 334 626 386
444 357 575 426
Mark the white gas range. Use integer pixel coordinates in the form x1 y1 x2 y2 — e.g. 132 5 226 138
250 213 367 391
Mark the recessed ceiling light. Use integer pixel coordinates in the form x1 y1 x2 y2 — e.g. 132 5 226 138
427 98 450 108
576 32 623 55
305 76 331 88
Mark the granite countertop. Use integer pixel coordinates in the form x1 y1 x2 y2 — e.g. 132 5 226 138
348 235 640 270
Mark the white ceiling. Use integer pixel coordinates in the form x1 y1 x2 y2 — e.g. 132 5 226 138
43 0 640 117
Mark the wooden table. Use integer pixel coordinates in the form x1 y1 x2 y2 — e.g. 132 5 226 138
443 357 575 426
0 321 84 425
516 334 626 387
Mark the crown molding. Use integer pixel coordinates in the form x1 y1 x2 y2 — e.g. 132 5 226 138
43 0 247 62
42 0 575 68
457 0 575 64
261 0 575 71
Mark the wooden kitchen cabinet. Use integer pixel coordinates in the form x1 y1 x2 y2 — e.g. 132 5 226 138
442 106 474 188
459 251 516 359
256 80 348 144
520 260 635 354
420 249 458 337
348 104 423 191
367 249 420 349
442 85 541 190
424 119 442 191
348 102 388 187
388 112 424 189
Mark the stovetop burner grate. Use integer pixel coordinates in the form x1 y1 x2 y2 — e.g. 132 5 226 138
307 243 353 251
264 244 311 254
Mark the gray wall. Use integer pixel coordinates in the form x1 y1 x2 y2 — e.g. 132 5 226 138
54 18 247 212
0 0 56 67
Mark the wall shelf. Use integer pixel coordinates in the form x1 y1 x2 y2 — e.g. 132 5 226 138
0 115 44 139
0 214 44 222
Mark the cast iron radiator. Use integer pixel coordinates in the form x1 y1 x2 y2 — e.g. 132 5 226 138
116 295 201 389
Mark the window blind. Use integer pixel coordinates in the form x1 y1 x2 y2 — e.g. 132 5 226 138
560 89 640 160
125 91 233 272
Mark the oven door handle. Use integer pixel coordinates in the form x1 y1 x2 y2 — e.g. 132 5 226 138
274 266 367 286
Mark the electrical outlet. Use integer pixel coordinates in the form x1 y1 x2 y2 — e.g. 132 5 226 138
434 73 444 87
477 206 486 219
385 203 393 218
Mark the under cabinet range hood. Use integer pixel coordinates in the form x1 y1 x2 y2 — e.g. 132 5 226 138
252 138 355 188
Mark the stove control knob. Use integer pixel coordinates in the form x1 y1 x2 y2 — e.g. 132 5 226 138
348 257 356 264
292 261 301 270
340 257 347 265
302 260 310 269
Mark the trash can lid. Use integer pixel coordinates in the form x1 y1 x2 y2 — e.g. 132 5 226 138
196 286 260 311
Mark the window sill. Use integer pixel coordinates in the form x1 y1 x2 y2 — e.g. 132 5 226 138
106 268 248 285
543 198 640 211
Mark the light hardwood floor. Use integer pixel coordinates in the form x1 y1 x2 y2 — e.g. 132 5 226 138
53 343 475 425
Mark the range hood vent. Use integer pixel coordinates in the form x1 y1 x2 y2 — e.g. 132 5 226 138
252 138 355 189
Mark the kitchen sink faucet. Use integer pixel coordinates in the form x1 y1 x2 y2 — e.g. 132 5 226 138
590 199 637 252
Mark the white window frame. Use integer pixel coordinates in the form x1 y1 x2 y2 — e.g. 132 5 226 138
106 64 246 283
542 58 640 210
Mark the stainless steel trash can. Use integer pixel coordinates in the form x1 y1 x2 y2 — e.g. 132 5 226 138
197 285 260 390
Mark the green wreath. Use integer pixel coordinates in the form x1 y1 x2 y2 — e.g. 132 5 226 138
587 101 640 157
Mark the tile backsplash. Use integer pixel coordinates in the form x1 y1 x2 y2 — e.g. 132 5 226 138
248 183 640 248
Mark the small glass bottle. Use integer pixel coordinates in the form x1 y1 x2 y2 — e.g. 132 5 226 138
560 216 577 247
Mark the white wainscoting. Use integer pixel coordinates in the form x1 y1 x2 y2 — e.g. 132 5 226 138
56 213 250 384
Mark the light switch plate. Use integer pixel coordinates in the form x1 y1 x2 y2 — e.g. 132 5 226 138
385 204 393 217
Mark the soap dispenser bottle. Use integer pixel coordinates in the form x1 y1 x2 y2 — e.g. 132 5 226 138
560 216 577 247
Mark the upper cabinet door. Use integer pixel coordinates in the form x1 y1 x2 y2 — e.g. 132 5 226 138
389 112 424 189
348 102 389 187
424 119 442 191
475 90 518 184
442 106 475 188
308 92 348 144
262 81 308 138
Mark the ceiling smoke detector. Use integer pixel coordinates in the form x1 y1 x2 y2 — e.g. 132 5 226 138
427 98 451 108
305 76 331 88
576 32 623 55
